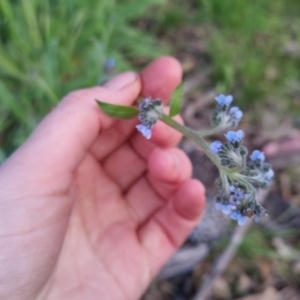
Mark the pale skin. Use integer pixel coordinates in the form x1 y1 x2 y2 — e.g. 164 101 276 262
0 57 205 300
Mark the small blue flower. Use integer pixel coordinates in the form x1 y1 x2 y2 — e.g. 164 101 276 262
230 106 243 119
136 98 163 139
237 214 247 226
250 150 265 162
229 185 243 199
265 168 274 182
222 204 231 215
230 211 239 220
230 211 247 225
229 203 237 210
210 141 223 154
229 185 244 207
136 124 152 139
215 94 233 106
225 130 244 143
234 189 244 200
215 202 223 211
215 202 231 215
139 97 151 110
229 185 235 192
229 106 243 125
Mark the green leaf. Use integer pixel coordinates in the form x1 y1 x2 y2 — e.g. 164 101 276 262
169 82 184 117
96 100 139 119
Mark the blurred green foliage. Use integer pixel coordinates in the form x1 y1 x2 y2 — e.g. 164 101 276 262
0 0 166 159
1 0 300 160
195 0 300 108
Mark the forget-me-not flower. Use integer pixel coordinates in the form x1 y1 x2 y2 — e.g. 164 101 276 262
215 94 233 106
229 106 243 126
230 211 247 225
210 141 223 154
225 130 245 143
229 185 244 201
265 168 274 183
250 150 265 162
228 185 246 209
136 97 163 139
136 124 152 139
215 202 231 215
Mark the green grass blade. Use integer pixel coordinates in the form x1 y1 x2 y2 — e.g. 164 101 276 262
20 0 42 48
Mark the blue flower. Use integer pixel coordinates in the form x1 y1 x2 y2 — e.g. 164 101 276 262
234 189 244 200
230 211 239 220
215 94 233 106
215 202 231 215
230 211 247 225
210 141 223 154
250 150 265 162
136 98 163 139
229 185 244 207
225 130 244 143
230 107 243 119
265 168 274 183
229 106 243 125
136 124 152 139
229 185 243 197
139 97 151 110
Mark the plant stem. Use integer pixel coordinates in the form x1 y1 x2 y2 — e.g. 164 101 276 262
197 126 223 137
161 114 222 168
220 170 229 192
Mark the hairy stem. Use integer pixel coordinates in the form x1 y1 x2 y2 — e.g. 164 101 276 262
160 114 222 168
197 126 224 137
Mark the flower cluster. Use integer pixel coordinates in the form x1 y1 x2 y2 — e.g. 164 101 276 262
214 180 268 226
134 93 274 226
210 129 246 169
209 96 273 225
136 97 163 139
244 150 274 188
211 94 243 128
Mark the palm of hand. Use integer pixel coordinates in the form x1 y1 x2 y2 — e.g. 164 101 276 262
46 138 179 299
0 58 205 300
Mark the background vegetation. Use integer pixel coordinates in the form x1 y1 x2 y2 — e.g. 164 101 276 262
0 0 165 158
1 0 300 159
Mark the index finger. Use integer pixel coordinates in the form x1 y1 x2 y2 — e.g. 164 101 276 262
91 56 183 161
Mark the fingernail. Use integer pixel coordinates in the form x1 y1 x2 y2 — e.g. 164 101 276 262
103 71 138 91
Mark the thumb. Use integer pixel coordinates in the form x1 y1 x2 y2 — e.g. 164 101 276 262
0 72 141 194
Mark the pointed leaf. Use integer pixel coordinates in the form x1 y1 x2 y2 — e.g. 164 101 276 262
96 100 139 119
169 82 184 117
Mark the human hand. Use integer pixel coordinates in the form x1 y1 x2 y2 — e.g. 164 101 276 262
0 57 205 300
